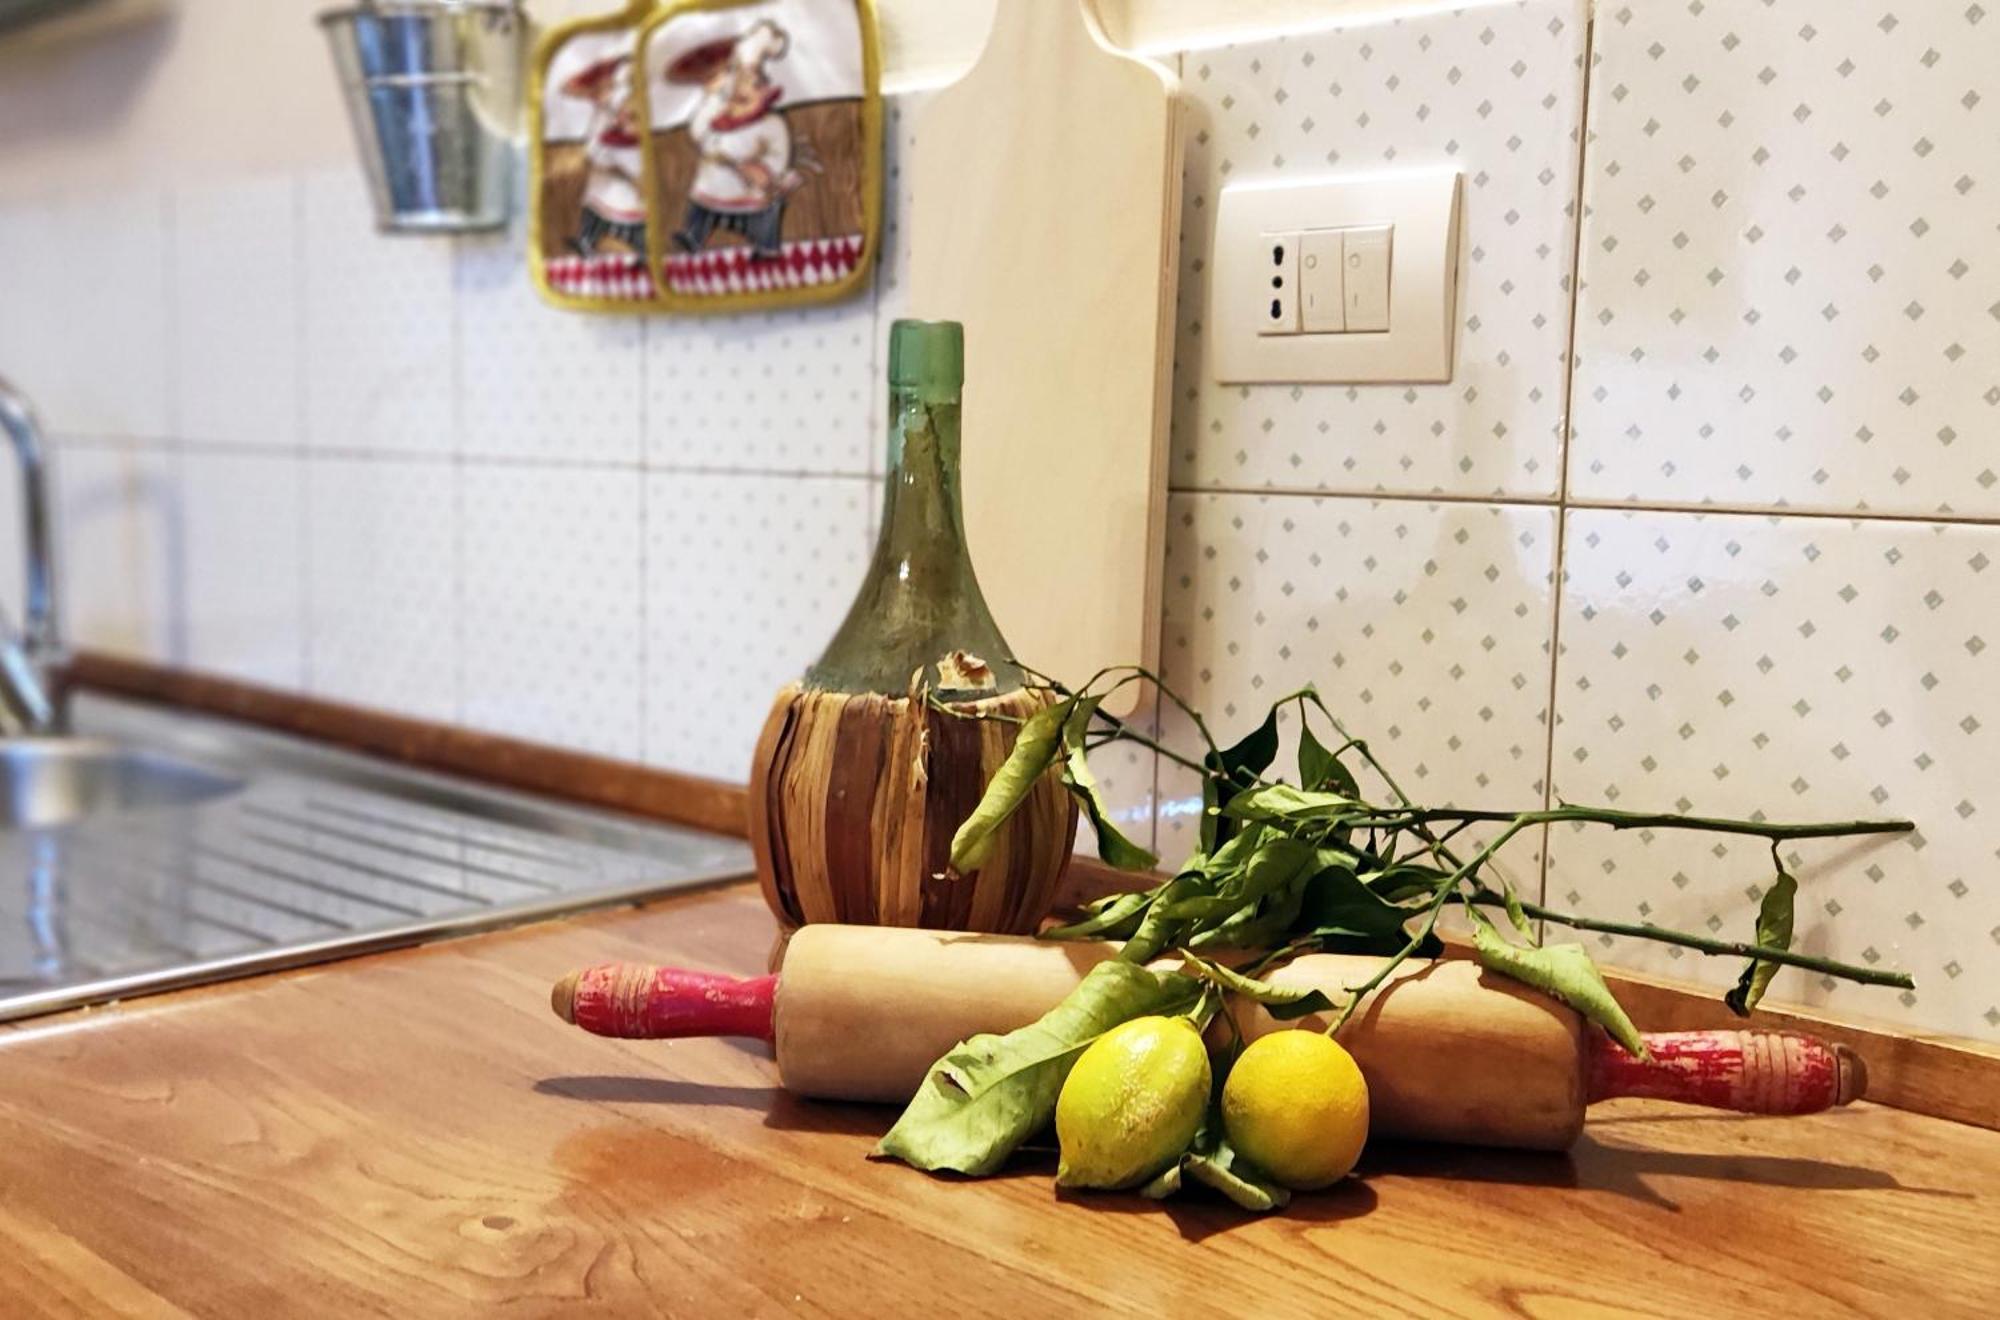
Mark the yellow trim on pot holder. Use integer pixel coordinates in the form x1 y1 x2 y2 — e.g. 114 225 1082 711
529 0 881 316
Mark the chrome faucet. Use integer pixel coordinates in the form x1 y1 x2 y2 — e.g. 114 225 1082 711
0 376 61 735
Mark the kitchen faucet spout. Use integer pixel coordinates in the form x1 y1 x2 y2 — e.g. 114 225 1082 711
0 376 63 734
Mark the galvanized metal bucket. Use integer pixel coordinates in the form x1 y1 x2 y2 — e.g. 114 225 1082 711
319 0 528 234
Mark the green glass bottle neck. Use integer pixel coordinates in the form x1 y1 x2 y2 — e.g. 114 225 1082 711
802 384 1023 699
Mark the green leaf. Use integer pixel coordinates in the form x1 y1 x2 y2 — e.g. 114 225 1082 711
1203 705 1283 851
1180 952 1335 1021
1363 861 1454 905
1182 1138 1291 1212
948 698 1069 875
1040 889 1153 942
873 962 1202 1175
1218 706 1282 780
1724 870 1798 1016
1159 834 1318 928
1466 906 1649 1059
1185 875 1309 952
1298 859 1415 940
1146 825 1266 948
1058 698 1159 872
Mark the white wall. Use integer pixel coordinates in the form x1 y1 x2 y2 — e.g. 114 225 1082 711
0 0 1487 199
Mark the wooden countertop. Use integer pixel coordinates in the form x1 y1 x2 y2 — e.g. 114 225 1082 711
3 882 1995 1318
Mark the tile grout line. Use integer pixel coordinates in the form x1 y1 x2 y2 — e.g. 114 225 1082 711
158 185 188 671
450 222 468 728
159 185 180 443
637 314 652 768
1163 480 2000 530
294 174 314 694
54 424 2000 526
1147 45 1188 862
1533 3 1600 925
1170 483 1562 507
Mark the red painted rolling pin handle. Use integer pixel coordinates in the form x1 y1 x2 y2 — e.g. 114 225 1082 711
1589 1030 1868 1114
551 963 777 1042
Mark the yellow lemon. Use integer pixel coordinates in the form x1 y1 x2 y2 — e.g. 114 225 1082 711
1221 1030 1370 1190
1055 1015 1211 1190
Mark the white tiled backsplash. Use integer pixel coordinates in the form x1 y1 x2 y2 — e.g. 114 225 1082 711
0 0 1993 1040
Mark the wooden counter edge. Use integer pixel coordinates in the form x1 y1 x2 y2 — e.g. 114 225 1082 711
68 649 2000 1133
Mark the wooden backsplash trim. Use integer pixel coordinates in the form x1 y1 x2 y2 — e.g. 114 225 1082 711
67 651 748 838
70 652 1997 1131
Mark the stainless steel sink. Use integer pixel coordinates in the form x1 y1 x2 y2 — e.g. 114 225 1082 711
0 694 753 1022
0 740 245 830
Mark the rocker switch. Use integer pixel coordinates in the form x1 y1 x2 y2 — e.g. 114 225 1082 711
1299 230 1347 333
1342 225 1393 332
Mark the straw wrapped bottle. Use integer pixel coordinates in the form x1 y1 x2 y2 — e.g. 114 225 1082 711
748 320 1076 934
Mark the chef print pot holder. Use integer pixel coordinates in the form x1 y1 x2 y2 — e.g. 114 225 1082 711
530 0 882 314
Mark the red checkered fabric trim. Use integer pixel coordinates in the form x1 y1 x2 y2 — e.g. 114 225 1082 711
663 233 867 297
544 253 656 302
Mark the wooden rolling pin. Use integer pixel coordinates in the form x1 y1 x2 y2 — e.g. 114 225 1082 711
552 925 1865 1150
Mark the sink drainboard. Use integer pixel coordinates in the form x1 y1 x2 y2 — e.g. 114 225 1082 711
0 696 752 1023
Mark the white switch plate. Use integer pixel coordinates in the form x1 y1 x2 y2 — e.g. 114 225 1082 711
1210 170 1462 384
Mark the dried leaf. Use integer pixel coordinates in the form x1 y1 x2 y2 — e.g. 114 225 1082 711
947 697 1068 876
1160 834 1318 929
1180 952 1335 1021
1467 906 1649 1059
1725 870 1798 1016
873 961 1202 1175
1041 890 1152 942
1182 1139 1291 1212
1221 783 1364 825
1059 698 1159 872
1501 878 1536 940
1119 870 1207 964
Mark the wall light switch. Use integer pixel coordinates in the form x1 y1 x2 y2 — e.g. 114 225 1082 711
1342 225 1392 332
1299 229 1346 333
1257 231 1299 336
1209 170 1462 384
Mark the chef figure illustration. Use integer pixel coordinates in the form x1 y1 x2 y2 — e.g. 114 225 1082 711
672 20 816 260
560 53 647 257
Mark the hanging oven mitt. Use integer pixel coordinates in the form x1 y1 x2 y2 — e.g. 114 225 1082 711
530 0 882 314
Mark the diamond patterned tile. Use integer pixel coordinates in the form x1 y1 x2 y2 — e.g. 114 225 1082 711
457 210 643 464
1154 492 1558 897
301 169 456 455
0 189 171 440
1570 1 2000 515
54 439 179 661
641 472 871 781
1550 509 1998 1039
305 455 458 723
173 176 300 449
461 465 642 758
644 300 873 476
179 449 305 688
1171 0 1588 499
